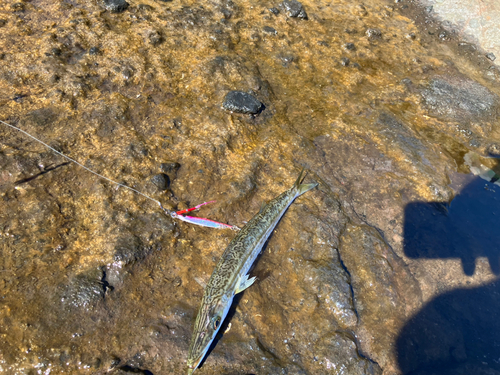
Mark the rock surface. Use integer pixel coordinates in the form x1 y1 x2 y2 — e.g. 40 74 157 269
0 0 499 374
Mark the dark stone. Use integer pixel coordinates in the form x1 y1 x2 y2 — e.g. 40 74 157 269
48 48 62 57
138 3 153 11
222 91 263 114
279 54 295 67
366 28 382 39
11 3 25 11
219 8 232 19
114 236 148 267
89 47 100 55
160 162 181 173
341 57 350 67
282 0 308 19
263 26 277 35
148 30 163 46
151 173 170 191
269 7 279 15
344 42 356 51
13 93 27 103
102 0 129 13
486 52 496 61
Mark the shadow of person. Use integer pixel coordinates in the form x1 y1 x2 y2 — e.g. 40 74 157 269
396 278 500 374
403 173 500 276
398 168 500 374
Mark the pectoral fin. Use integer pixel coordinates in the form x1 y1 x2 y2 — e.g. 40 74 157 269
236 274 256 294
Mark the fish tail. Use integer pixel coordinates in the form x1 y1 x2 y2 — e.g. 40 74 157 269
294 168 318 195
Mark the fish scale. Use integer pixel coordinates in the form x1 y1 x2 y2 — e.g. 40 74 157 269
187 169 318 374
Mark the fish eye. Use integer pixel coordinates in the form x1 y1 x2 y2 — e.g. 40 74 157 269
213 316 221 330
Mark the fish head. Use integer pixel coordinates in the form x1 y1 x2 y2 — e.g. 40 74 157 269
187 293 232 373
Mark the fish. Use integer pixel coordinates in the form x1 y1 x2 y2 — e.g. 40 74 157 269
187 169 318 374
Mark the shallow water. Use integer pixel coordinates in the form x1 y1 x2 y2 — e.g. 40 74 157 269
1 0 500 373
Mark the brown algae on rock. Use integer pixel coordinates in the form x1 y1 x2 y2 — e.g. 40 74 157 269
1 0 500 373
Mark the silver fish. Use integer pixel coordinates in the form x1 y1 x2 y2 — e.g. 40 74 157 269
187 170 317 374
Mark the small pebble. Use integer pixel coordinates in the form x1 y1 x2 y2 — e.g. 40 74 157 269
279 54 294 67
486 52 496 61
161 162 181 173
138 4 153 11
148 30 163 46
11 3 25 11
222 91 263 114
269 7 279 15
401 78 412 86
341 57 350 67
366 28 382 39
151 174 170 191
89 47 100 55
102 0 129 13
406 32 416 40
282 0 308 19
344 42 356 51
263 26 277 35
47 48 62 57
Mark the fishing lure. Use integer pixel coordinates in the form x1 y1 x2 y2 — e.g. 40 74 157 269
0 119 239 231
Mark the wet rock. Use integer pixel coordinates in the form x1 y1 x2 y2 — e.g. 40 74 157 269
421 76 498 121
406 32 416 40
102 0 129 13
279 54 295 67
113 236 148 267
222 90 263 114
340 225 421 371
366 28 382 39
148 30 163 46
486 52 496 61
313 333 382 375
263 26 277 35
61 268 107 310
344 42 356 51
46 48 62 57
282 0 308 19
89 46 100 55
23 108 58 129
160 162 181 174
151 173 169 191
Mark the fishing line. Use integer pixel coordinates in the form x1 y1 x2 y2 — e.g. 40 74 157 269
0 118 162 207
1 118 239 230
